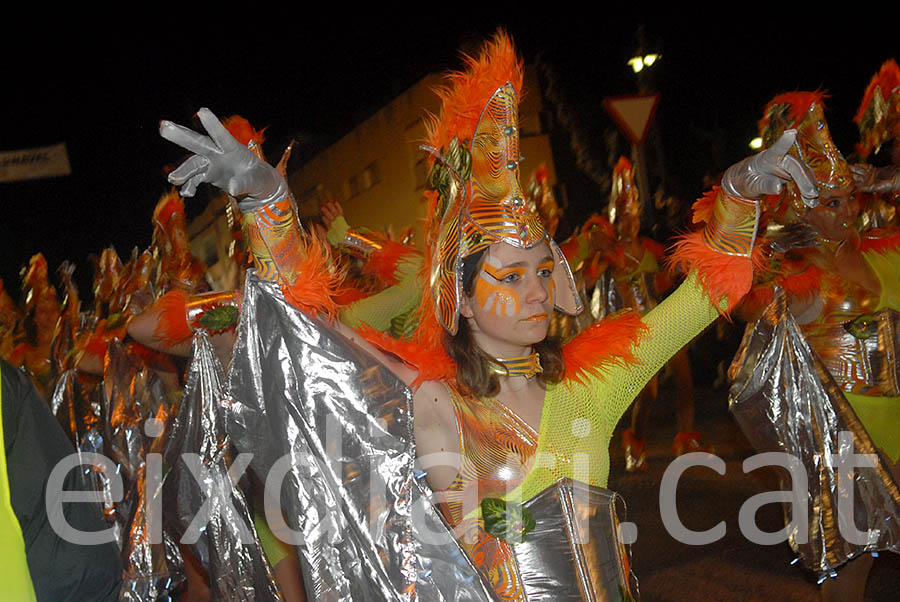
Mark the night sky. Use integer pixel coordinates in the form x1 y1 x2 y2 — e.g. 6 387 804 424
2 16 895 299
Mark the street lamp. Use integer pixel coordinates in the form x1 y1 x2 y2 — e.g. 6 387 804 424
749 137 763 150
628 53 661 73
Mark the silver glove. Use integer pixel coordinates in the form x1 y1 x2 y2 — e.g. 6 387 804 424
160 108 287 211
722 130 819 207
851 163 900 194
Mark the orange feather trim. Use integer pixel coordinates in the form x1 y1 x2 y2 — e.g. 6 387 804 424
222 115 267 146
778 262 823 299
280 234 346 321
562 311 648 387
859 230 900 255
667 231 764 314
690 189 717 224
153 289 192 347
361 240 421 286
333 285 373 307
354 323 456 388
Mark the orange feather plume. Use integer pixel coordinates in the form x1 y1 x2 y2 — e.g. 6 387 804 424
562 311 648 386
152 288 192 347
854 59 900 125
280 232 347 321
354 323 456 388
778 261 823 299
222 115 267 146
690 189 717 224
424 30 523 159
361 239 421 286
153 189 185 229
667 231 765 314
760 91 829 132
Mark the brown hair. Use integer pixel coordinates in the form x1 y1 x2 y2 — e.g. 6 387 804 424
444 248 564 398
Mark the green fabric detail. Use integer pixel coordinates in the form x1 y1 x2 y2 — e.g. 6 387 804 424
843 313 878 340
845 392 900 463
198 305 238 331
481 497 536 544
326 215 351 247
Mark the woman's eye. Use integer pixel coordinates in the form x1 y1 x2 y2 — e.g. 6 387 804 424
502 273 521 283
538 268 553 278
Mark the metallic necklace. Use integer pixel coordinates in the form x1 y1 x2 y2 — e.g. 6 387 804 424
488 350 543 378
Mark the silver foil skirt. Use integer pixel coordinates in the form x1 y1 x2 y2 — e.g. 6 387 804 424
729 291 900 575
226 272 496 601
515 479 638 602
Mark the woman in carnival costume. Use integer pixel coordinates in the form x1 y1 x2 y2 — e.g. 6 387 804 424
731 91 900 602
158 31 817 601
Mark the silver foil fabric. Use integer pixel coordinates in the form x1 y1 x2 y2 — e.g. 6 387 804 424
102 341 186 601
162 330 282 600
226 272 497 602
514 478 639 602
729 291 900 575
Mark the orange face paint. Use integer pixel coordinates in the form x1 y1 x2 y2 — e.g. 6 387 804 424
476 264 523 317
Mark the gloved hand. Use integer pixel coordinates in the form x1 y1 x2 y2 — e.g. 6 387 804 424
721 130 819 207
851 163 900 194
159 107 287 211
765 221 820 254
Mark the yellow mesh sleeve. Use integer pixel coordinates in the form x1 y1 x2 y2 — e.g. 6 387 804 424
864 248 900 311
339 254 423 331
508 271 722 502
326 215 350 247
595 271 720 431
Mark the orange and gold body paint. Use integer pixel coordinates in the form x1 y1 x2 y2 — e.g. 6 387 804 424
476 264 523 317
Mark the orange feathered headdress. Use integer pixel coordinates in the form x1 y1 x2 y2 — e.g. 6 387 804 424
854 59 900 159
421 30 580 335
609 156 640 228
424 32 523 161
759 91 853 219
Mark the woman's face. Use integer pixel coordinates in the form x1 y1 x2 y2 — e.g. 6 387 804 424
461 241 555 357
802 186 859 242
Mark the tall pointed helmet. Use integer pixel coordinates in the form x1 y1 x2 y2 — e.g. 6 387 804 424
424 31 581 334
608 156 640 233
854 59 900 159
759 92 853 216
